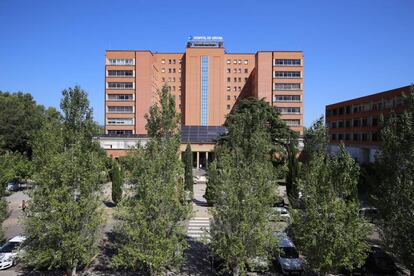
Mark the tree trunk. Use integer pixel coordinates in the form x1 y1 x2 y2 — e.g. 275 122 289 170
67 266 77 276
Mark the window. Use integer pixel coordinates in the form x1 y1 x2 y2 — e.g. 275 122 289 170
172 86 176 91
338 134 343 140
107 82 134 89
178 68 182 73
234 77 237 82
238 86 241 91
233 68 237 73
233 60 237 64
107 130 133 135
227 59 231 64
332 134 337 141
238 68 241 73
161 68 165 73
283 119 300 126
273 71 301 78
107 106 133 113
233 87 237 91
273 59 301 66
227 68 231 73
179 59 182 64
107 70 133 77
346 106 351 114
345 133 350 141
339 107 344 115
244 68 248 74
338 121 344 128
362 133 368 141
234 95 237 100
168 59 172 64
372 117 378 126
227 86 231 91
227 77 231 82
353 133 360 141
276 107 300 114
372 132 378 141
173 68 176 73
161 59 166 64
200 56 209 126
238 60 241 64
332 122 337 128
172 59 176 64
273 95 301 102
244 60 248 64
168 68 172 73
346 120 351 128
353 119 360 127
362 118 368 127
162 77 165 82
107 118 134 125
227 104 231 110
173 77 176 82
108 59 134 65
238 78 241 82
107 94 133 101
227 95 230 100
273 83 301 90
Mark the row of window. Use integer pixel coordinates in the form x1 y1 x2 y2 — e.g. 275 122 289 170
227 95 238 101
107 106 134 113
227 77 248 83
161 68 182 73
107 70 134 77
273 83 301 90
107 118 134 125
107 130 133 135
273 71 301 78
328 117 379 128
276 107 301 114
161 77 181 82
283 119 301 126
227 68 249 74
107 82 134 89
107 94 134 101
331 132 379 142
161 59 182 64
326 96 404 117
273 59 301 66
227 86 243 92
108 59 134 65
226 59 249 65
273 95 301 102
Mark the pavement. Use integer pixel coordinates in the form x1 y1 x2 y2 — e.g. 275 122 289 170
3 190 29 240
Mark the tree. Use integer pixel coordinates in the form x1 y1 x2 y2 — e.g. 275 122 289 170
285 132 300 205
22 86 105 276
0 91 46 157
303 116 328 160
208 98 285 275
292 144 371 273
184 143 193 194
375 87 414 273
111 84 188 274
111 160 123 205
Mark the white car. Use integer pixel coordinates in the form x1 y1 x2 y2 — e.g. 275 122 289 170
0 235 26 270
269 207 291 222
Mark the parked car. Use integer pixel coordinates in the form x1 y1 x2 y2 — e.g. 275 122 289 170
269 207 291 222
0 235 26 270
6 181 19 192
273 232 305 275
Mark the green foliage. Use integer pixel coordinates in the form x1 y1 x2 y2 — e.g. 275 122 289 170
184 144 193 194
292 144 371 273
208 98 283 274
375 86 414 272
111 84 188 274
303 116 328 160
111 160 123 205
22 86 105 275
286 132 300 205
0 91 46 157
0 151 32 186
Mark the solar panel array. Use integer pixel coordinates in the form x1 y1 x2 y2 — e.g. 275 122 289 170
181 125 227 143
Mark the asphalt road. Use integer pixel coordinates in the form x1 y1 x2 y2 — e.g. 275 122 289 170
3 190 29 240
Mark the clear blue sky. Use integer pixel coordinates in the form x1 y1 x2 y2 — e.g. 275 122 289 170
0 0 413 127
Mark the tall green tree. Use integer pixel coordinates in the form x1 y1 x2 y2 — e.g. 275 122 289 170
111 160 123 205
22 86 105 276
285 132 300 204
111 85 188 274
208 98 286 275
184 143 193 194
375 87 414 273
292 144 371 273
303 116 328 160
0 91 46 157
